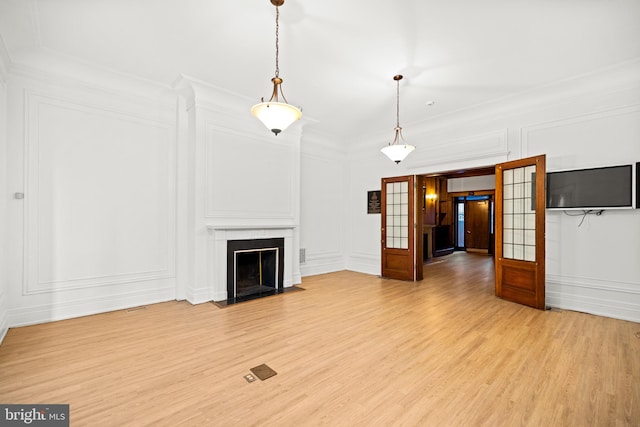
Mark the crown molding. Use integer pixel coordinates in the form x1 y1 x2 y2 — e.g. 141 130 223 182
7 49 176 108
347 58 640 154
408 58 640 134
172 74 252 115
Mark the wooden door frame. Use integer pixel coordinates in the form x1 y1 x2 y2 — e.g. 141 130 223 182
450 191 495 253
416 176 424 280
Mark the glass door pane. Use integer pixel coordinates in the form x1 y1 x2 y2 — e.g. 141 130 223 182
502 165 536 261
385 181 409 249
456 201 465 248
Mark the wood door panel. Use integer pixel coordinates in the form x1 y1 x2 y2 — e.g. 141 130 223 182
382 252 414 281
502 286 538 307
501 261 540 307
384 252 411 270
466 200 490 250
501 262 536 292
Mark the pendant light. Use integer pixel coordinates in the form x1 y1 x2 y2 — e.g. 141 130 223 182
251 0 302 135
381 75 415 163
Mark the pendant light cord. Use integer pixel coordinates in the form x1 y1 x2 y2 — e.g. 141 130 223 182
396 78 400 128
391 75 403 145
274 6 280 78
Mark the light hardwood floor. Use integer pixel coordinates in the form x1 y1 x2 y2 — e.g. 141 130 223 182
1 252 638 426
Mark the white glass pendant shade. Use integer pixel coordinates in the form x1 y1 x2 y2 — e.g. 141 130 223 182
251 101 302 135
381 143 416 164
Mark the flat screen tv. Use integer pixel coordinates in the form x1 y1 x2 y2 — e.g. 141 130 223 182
546 164 634 210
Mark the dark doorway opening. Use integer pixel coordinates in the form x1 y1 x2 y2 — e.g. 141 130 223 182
453 195 494 255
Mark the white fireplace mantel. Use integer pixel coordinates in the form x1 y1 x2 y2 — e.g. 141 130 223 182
206 226 296 302
207 224 295 232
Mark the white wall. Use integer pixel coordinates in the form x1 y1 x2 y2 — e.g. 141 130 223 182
5 69 178 327
345 60 640 322
526 103 640 321
299 131 348 276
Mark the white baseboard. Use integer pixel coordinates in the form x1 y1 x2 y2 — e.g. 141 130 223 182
8 287 176 327
300 258 345 277
546 274 640 323
346 253 379 277
186 285 219 304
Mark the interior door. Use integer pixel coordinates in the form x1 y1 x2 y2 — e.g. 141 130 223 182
465 199 490 252
495 155 546 309
381 175 417 281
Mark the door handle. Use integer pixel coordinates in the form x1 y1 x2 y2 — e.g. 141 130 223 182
466 230 471 234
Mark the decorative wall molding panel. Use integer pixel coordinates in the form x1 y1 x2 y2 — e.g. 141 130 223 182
407 129 509 171
1 64 179 330
521 104 640 165
204 122 295 221
22 91 177 294
299 151 345 276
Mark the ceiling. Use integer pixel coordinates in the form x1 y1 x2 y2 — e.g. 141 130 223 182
1 0 639 140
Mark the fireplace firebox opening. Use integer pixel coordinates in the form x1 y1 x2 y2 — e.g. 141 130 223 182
226 238 285 303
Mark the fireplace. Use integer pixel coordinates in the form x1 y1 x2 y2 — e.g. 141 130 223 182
205 226 295 304
227 238 285 302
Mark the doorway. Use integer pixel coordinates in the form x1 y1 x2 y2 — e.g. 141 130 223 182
454 195 494 255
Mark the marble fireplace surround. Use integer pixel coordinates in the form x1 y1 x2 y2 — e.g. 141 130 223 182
206 226 295 302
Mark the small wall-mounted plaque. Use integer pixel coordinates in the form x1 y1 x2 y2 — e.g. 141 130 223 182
368 190 381 214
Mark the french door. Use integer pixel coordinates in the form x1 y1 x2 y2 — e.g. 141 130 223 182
495 155 546 309
381 175 421 281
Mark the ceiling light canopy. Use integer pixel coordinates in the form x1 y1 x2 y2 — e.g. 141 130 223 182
381 75 415 163
251 0 302 136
